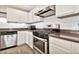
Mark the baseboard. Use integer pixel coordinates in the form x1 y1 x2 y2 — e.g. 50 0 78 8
0 45 17 51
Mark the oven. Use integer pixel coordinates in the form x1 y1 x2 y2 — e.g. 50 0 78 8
33 31 49 54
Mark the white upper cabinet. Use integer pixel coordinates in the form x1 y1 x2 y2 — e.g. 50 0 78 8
56 5 75 17
74 5 79 13
7 7 28 23
0 6 7 22
0 6 7 12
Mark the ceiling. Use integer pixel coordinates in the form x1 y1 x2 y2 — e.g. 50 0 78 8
8 5 37 12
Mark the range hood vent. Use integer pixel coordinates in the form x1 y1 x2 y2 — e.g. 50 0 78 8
35 5 55 18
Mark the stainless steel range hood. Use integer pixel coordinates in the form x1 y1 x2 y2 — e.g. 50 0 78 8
35 5 55 18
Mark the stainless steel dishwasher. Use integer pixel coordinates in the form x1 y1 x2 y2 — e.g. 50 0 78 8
0 31 17 50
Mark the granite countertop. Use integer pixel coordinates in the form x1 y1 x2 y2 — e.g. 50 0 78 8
49 30 79 43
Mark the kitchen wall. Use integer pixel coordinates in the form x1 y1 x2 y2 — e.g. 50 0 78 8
31 21 47 28
43 15 79 30
28 6 43 23
31 16 60 28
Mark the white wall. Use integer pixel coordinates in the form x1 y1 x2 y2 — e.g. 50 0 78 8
43 15 79 30
31 16 61 28
28 6 43 23
31 22 47 28
0 23 28 28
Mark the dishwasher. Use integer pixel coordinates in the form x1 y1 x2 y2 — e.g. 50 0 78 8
0 31 17 50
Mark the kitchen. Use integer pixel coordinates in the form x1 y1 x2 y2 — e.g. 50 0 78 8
0 5 79 54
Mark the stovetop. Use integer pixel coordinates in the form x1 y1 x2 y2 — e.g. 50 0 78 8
33 30 52 39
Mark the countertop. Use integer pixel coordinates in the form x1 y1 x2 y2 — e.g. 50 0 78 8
49 30 79 43
0 28 79 43
0 28 47 32
0 28 28 32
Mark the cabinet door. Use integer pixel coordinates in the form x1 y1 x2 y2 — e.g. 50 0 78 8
56 5 75 17
49 36 72 54
28 31 33 49
25 31 29 45
17 31 26 45
7 7 28 23
74 5 79 13
72 42 79 54
50 43 69 54
25 31 33 49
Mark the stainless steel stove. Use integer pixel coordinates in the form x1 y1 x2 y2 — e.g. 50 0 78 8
33 30 49 54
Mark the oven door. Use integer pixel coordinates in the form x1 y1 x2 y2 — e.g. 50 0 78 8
33 36 47 54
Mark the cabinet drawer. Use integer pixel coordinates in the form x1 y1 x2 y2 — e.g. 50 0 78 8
50 44 71 54
49 37 72 51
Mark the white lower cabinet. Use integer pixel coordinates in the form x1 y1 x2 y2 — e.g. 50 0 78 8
25 31 33 49
17 31 33 49
17 31 26 45
50 44 69 54
49 36 72 54
72 42 79 54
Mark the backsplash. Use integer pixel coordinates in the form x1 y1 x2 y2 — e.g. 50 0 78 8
31 22 47 28
43 15 79 30
0 23 28 28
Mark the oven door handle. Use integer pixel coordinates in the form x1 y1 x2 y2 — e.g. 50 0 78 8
33 35 47 42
